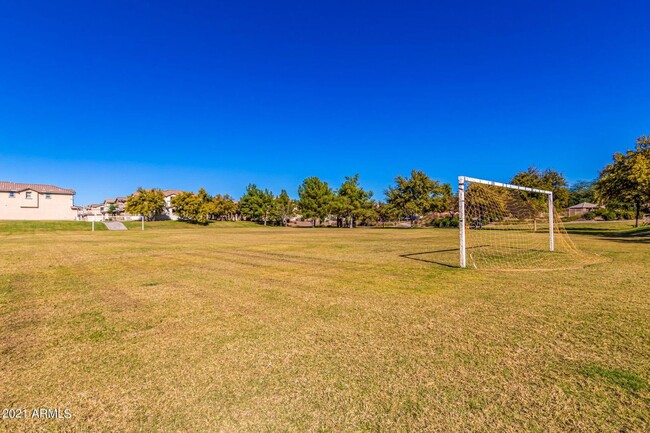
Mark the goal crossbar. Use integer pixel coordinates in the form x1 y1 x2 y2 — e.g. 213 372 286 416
458 176 555 268
460 176 552 195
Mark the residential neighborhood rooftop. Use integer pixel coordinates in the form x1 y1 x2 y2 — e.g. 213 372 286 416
0 181 75 195
568 202 600 209
162 189 184 197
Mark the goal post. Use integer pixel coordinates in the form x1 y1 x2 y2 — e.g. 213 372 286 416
458 176 555 269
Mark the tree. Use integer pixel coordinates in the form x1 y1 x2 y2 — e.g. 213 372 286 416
333 174 374 228
568 181 596 206
385 169 452 227
375 201 398 227
239 184 274 225
171 191 210 223
595 137 650 227
465 183 509 223
298 177 334 227
511 167 569 208
511 167 569 230
107 203 118 217
210 194 238 221
274 190 295 227
125 188 166 221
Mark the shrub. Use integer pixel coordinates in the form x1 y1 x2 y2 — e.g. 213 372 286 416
430 216 459 228
615 210 635 220
598 209 617 221
583 212 595 220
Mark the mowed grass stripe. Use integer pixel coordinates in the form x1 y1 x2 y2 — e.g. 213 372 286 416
0 222 648 432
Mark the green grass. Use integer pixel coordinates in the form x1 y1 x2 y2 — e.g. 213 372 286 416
0 222 648 432
0 220 106 233
122 220 260 230
580 364 648 393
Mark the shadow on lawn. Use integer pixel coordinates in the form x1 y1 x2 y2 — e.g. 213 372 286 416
400 249 460 268
565 225 650 244
400 246 490 268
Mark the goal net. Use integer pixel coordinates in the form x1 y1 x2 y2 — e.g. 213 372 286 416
458 176 590 270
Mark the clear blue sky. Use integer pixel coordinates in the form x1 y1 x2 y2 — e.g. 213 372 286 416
1 1 648 205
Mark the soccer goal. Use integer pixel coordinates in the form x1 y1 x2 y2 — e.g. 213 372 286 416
457 176 586 270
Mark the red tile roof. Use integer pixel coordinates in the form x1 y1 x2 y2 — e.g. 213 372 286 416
568 202 600 209
0 181 75 195
162 189 184 197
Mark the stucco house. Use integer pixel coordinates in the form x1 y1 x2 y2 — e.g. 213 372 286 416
162 190 184 220
0 181 77 220
568 202 601 217
102 196 128 218
78 203 105 221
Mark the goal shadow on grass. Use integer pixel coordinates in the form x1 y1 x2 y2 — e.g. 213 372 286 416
564 225 650 245
399 246 489 268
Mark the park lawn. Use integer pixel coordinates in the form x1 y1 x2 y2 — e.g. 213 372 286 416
0 220 106 233
0 222 648 432
122 220 259 230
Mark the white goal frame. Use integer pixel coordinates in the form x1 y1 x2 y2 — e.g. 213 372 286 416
458 176 554 268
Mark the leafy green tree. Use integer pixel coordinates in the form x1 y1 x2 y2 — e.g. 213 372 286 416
240 184 275 225
511 167 569 230
209 194 238 221
385 169 451 227
333 174 374 228
171 191 209 223
126 188 166 221
568 181 596 206
107 203 118 217
595 137 650 227
274 190 295 227
298 177 334 227
511 167 569 208
465 183 509 223
375 201 398 227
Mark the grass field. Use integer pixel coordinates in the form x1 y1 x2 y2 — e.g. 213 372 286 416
1 221 648 432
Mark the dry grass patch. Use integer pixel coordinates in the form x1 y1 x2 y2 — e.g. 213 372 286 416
0 223 648 432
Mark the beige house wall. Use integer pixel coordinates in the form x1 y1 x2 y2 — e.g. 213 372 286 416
0 190 77 220
568 207 597 217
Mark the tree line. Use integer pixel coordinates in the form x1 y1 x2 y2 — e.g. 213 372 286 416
125 135 650 227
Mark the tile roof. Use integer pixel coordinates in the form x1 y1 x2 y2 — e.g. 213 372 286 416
162 189 184 197
568 202 599 209
0 181 75 195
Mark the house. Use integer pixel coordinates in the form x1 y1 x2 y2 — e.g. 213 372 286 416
568 202 601 217
77 204 105 221
102 196 128 219
161 190 184 220
78 196 139 221
0 181 77 220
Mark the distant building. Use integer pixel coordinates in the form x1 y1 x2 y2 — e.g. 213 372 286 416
0 181 77 220
78 203 105 221
102 196 128 218
162 190 184 220
79 196 139 221
78 189 186 221
568 202 601 217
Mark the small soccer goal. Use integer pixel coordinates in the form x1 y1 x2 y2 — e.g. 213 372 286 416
458 176 588 270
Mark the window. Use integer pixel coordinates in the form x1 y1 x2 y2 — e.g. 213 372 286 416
9 192 15 198
25 191 32 199
45 193 51 199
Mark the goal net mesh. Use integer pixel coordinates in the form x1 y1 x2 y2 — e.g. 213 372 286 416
463 180 592 270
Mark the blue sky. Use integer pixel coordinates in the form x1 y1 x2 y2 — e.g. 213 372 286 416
1 1 649 205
